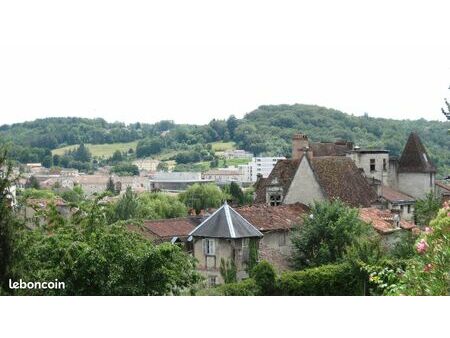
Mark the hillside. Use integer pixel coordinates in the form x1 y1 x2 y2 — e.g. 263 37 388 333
1 104 449 176
52 141 138 158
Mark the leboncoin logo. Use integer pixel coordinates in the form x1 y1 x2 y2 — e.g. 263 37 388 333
9 279 65 290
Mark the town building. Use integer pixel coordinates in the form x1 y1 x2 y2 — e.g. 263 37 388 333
149 171 213 192
201 168 243 184
189 202 264 285
254 151 378 208
132 158 160 172
379 185 415 221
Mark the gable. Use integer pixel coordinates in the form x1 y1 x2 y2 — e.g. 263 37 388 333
284 156 325 205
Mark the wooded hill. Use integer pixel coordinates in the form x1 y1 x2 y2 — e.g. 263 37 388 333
1 104 449 176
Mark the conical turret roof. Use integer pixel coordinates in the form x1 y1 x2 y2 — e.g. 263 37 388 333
398 132 436 173
189 202 263 239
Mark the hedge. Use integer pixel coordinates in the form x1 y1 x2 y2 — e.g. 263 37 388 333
277 263 361 296
219 278 259 296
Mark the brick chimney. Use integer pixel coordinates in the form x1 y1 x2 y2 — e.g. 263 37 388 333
292 133 310 160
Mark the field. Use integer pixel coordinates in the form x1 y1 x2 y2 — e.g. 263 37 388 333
51 141 138 158
210 141 236 151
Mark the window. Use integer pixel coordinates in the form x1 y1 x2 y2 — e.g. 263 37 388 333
279 232 287 246
208 276 217 287
269 194 282 206
203 238 215 256
383 158 387 171
370 159 376 172
407 205 411 213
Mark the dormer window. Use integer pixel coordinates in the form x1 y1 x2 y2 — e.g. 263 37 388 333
269 194 282 206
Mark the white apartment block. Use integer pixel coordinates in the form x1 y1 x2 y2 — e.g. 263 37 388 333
239 157 286 182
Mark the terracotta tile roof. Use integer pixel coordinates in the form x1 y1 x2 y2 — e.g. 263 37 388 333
359 208 416 234
398 132 436 173
236 203 309 232
257 158 302 201
435 180 450 192
381 185 415 203
253 177 267 204
254 156 378 207
311 157 378 207
130 217 201 240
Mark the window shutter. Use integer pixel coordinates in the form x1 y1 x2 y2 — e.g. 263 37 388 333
210 239 215 255
203 239 207 254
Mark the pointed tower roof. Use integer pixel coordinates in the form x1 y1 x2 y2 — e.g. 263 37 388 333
398 132 436 173
189 202 263 239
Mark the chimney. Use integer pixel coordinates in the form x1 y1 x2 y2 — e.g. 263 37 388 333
292 134 309 160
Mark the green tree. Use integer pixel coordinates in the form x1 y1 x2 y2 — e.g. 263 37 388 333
72 143 92 162
112 187 139 221
111 150 123 163
291 200 372 269
0 148 15 292
106 176 117 195
179 183 228 215
11 204 200 295
136 192 188 220
251 260 277 295
26 175 40 189
414 192 441 226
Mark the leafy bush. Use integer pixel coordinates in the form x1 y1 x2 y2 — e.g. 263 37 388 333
278 263 361 296
219 278 259 296
291 200 372 269
251 260 277 295
391 205 450 295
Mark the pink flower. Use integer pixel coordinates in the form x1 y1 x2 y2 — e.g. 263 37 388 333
416 239 429 254
424 263 433 272
424 227 433 234
444 201 449 210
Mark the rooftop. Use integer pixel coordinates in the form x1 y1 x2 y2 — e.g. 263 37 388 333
381 185 415 203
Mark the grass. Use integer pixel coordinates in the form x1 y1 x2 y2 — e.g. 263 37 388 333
218 158 251 167
210 141 236 152
51 141 138 158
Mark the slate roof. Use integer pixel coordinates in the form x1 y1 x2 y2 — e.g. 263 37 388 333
398 132 436 173
381 185 415 203
310 157 378 207
189 202 263 239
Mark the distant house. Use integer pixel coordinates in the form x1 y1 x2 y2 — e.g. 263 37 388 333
379 185 415 221
132 159 160 172
435 180 450 203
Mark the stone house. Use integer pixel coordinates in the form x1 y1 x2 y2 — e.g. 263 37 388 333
435 180 450 203
254 152 378 208
188 202 263 286
379 185 415 221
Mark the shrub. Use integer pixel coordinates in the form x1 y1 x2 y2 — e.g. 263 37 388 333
251 260 277 295
219 278 259 296
278 263 360 296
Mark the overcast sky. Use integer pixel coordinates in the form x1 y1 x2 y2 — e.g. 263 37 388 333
1 0 450 126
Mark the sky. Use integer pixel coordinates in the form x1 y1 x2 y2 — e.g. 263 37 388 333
1 0 450 126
